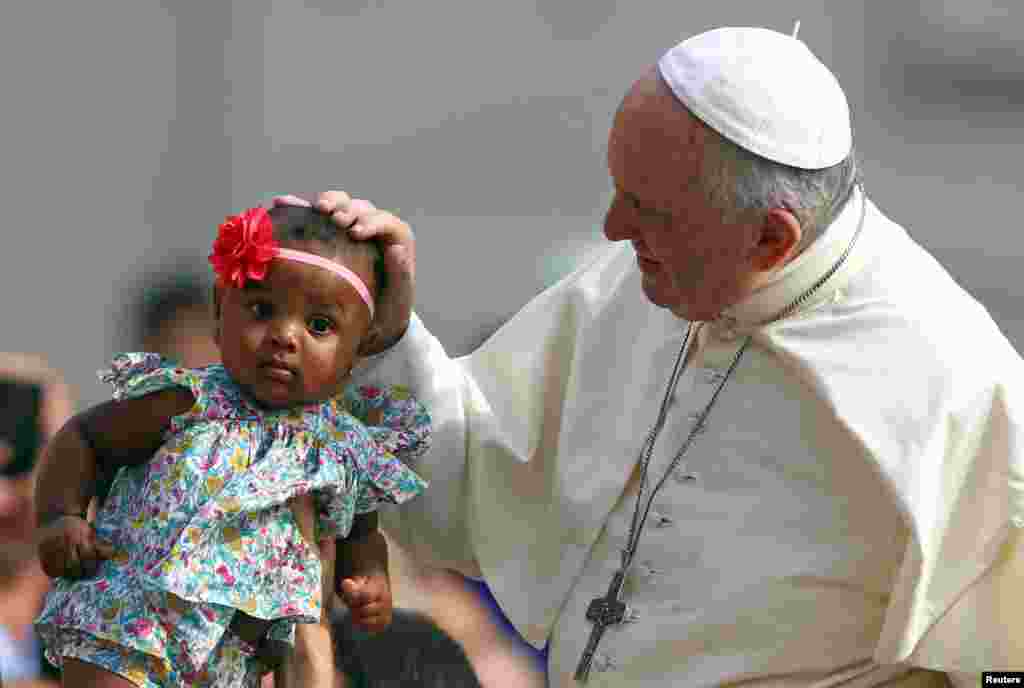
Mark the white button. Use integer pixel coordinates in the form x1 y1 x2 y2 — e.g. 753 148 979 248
635 560 664 578
674 469 700 485
686 412 707 434
592 652 616 673
701 367 727 385
651 512 674 528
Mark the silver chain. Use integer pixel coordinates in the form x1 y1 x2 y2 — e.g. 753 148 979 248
619 329 749 571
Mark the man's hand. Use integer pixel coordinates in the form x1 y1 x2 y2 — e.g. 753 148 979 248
274 191 415 357
340 572 393 634
37 514 115 579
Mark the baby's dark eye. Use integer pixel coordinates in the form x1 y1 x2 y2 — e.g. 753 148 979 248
248 301 273 319
308 316 334 335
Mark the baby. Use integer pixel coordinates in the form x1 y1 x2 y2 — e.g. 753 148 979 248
33 202 430 687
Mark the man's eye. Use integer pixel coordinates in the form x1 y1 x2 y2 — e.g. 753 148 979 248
625 193 667 220
635 201 660 218
309 316 334 335
248 302 272 319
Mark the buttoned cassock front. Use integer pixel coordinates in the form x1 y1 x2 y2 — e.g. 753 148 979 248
354 191 1024 686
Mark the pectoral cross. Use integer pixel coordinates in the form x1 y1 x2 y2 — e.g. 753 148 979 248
573 569 628 683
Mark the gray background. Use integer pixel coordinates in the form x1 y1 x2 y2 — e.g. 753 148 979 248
2 2 1022 408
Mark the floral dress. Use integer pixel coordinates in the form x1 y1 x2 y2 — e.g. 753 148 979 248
35 353 430 686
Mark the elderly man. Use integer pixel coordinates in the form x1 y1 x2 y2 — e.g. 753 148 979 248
301 26 1023 687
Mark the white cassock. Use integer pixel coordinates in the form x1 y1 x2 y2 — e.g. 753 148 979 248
354 187 1024 686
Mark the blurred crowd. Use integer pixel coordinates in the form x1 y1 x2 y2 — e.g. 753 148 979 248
1 260 545 687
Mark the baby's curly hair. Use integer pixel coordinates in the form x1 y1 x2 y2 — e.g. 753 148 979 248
267 204 387 301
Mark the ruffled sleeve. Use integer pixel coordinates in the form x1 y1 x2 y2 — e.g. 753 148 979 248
98 352 204 434
344 383 432 464
314 384 430 537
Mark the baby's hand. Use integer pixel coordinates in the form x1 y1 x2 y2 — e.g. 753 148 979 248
340 572 392 634
37 514 116 579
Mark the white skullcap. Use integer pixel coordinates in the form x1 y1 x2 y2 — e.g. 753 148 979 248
657 26 852 170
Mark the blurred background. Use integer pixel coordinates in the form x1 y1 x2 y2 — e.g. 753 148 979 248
1 0 1021 404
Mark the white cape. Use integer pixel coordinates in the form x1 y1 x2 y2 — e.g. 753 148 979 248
356 192 1024 676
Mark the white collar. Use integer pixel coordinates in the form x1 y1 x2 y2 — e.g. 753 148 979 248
716 186 866 330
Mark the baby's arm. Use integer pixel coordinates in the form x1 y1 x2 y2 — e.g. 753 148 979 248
291 499 393 633
272 494 338 687
337 512 393 634
34 389 193 578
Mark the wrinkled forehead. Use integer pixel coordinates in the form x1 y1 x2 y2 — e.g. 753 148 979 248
608 70 706 192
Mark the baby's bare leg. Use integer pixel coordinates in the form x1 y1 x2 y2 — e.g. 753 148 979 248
275 621 338 688
61 657 139 688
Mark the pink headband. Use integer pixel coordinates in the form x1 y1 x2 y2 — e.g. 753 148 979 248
208 206 375 319
273 247 374 318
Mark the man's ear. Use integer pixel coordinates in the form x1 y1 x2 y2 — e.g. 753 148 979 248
752 207 803 273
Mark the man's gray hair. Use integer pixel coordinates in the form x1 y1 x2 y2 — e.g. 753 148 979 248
699 123 861 250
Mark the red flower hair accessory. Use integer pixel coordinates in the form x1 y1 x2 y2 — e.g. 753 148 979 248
208 206 279 288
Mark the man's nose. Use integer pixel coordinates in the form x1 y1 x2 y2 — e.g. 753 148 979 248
603 195 635 242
